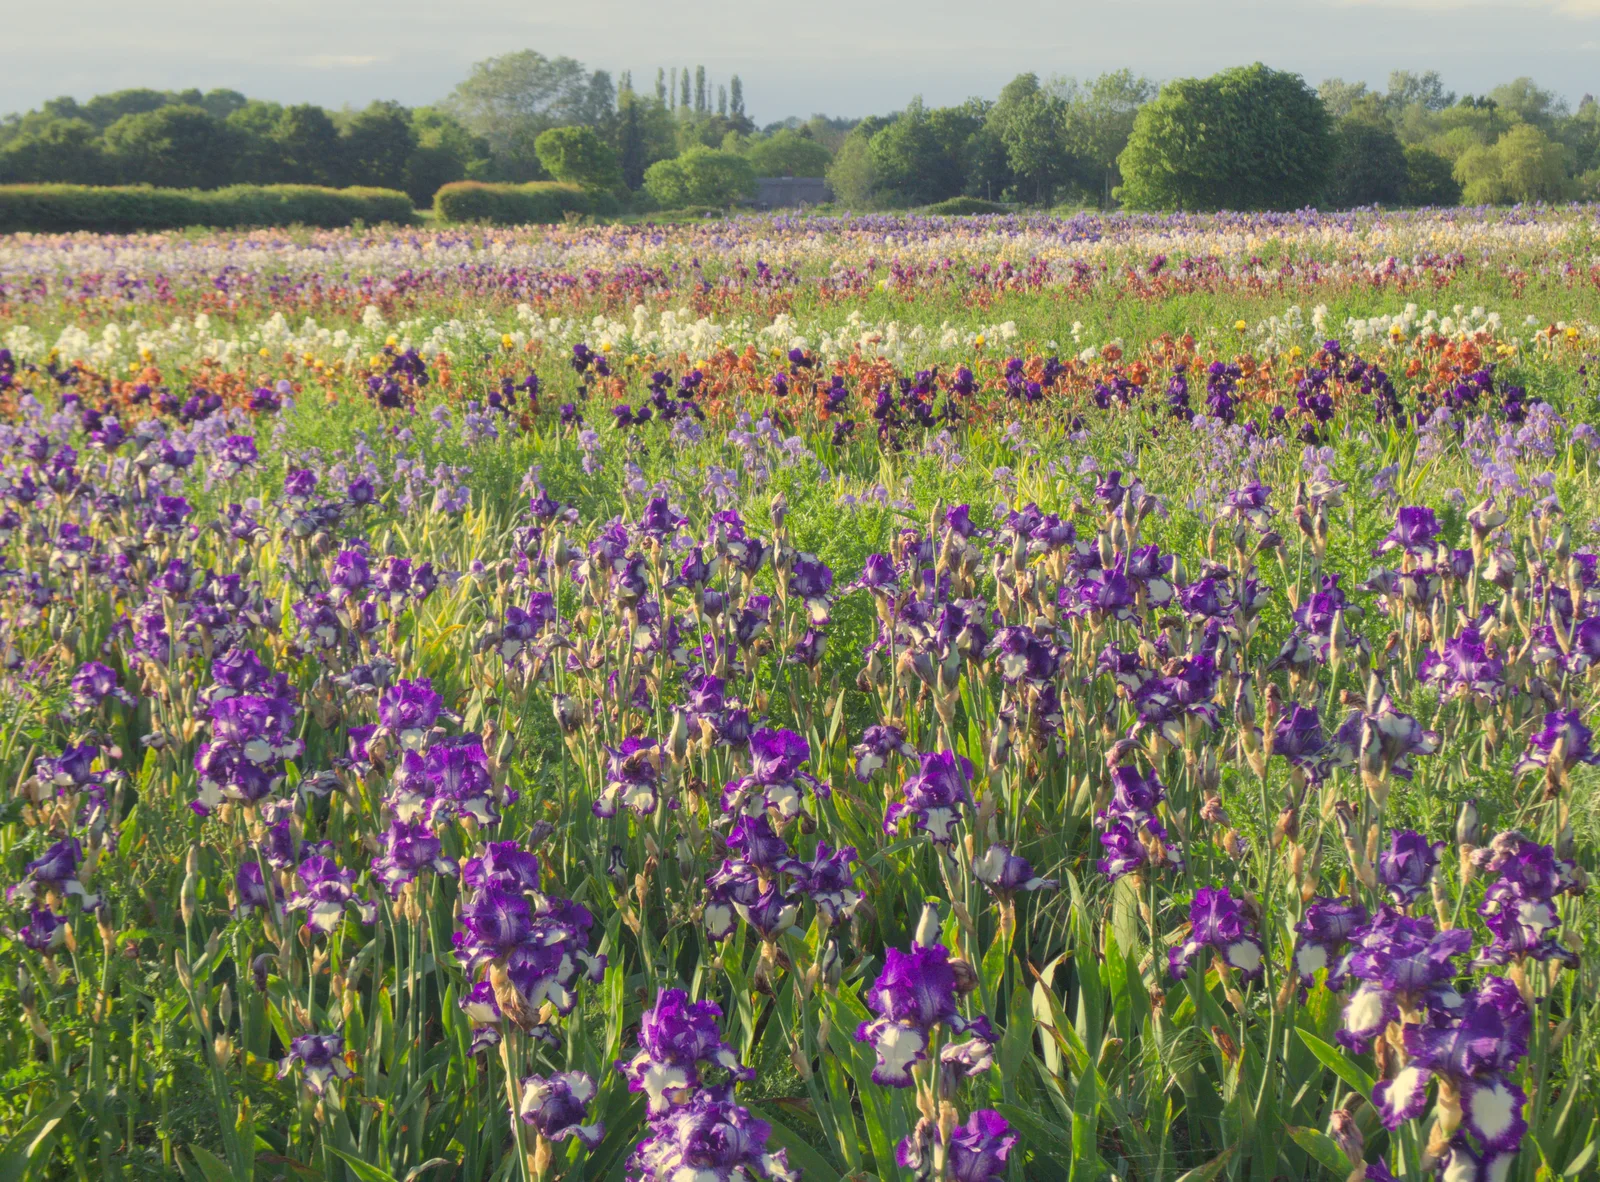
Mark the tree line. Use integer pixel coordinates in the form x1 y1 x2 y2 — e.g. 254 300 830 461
4 54 1599 211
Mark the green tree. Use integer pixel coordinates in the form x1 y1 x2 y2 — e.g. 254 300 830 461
743 129 832 177
1558 95 1600 176
83 89 177 130
1488 78 1565 131
825 130 879 207
198 89 249 122
642 146 756 207
0 117 109 183
405 107 492 205
1401 144 1461 205
1324 108 1407 207
730 77 745 120
102 105 235 187
274 104 343 185
927 100 1009 200
534 125 623 190
613 87 677 189
342 101 417 190
225 100 287 184
988 74 1070 205
1064 69 1157 206
1118 63 1332 211
1454 123 1569 203
445 50 608 180
1387 70 1454 113
1317 78 1372 122
867 98 964 206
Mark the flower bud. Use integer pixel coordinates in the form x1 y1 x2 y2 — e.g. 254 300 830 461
1454 798 1481 849
1329 1109 1364 1169
913 902 942 948
180 847 199 929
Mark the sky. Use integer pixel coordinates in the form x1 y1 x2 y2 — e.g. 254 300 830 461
4 0 1599 121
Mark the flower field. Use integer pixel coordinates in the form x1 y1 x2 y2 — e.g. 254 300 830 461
4 206 1600 1182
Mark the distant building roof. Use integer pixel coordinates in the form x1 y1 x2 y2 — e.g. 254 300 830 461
753 177 831 210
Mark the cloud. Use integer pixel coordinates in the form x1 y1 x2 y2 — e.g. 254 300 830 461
1333 0 1600 11
287 54 381 69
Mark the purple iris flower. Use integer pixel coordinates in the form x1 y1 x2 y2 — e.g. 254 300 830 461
1219 480 1275 531
371 819 456 897
595 737 662 818
1330 693 1439 784
1337 908 1472 1052
1072 568 1134 621
616 988 754 1115
794 843 862 923
518 1071 604 1148
278 1033 352 1095
378 678 444 749
213 434 259 477
15 906 68 951
1095 765 1183 881
987 626 1059 684
1418 627 1504 699
69 661 134 712
1293 897 1370 986
855 933 978 1087
1169 887 1265 981
285 856 377 935
884 750 973 845
898 1110 1016 1182
855 553 899 595
461 841 542 894
788 554 834 624
1373 977 1529 1157
1473 831 1582 967
235 862 278 916
1272 705 1328 778
1375 831 1444 906
1376 506 1440 556
852 725 916 782
723 729 826 819
973 844 1057 895
626 1088 797 1182
725 815 802 876
1515 710 1599 777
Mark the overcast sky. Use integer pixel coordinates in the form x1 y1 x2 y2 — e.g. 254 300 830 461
5 0 1599 121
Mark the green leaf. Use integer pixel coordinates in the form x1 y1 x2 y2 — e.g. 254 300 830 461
751 1106 842 1182
0 1093 74 1182
1173 1145 1237 1182
996 1102 1074 1171
401 1159 456 1182
1286 1126 1351 1177
1070 1057 1100 1181
186 1145 238 1182
323 1146 400 1182
1296 1029 1376 1096
1563 1142 1597 1178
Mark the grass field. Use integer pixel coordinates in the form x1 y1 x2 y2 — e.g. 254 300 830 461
1 206 1599 1182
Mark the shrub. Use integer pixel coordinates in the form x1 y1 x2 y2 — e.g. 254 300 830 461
742 129 832 178
924 196 1007 215
1118 63 1331 211
1401 145 1462 206
1323 114 1407 207
642 148 757 208
432 181 597 225
1454 125 1569 204
0 184 415 233
533 126 623 192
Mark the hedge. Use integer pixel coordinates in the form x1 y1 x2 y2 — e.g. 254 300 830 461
0 185 417 233
433 181 618 225
923 196 1008 216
